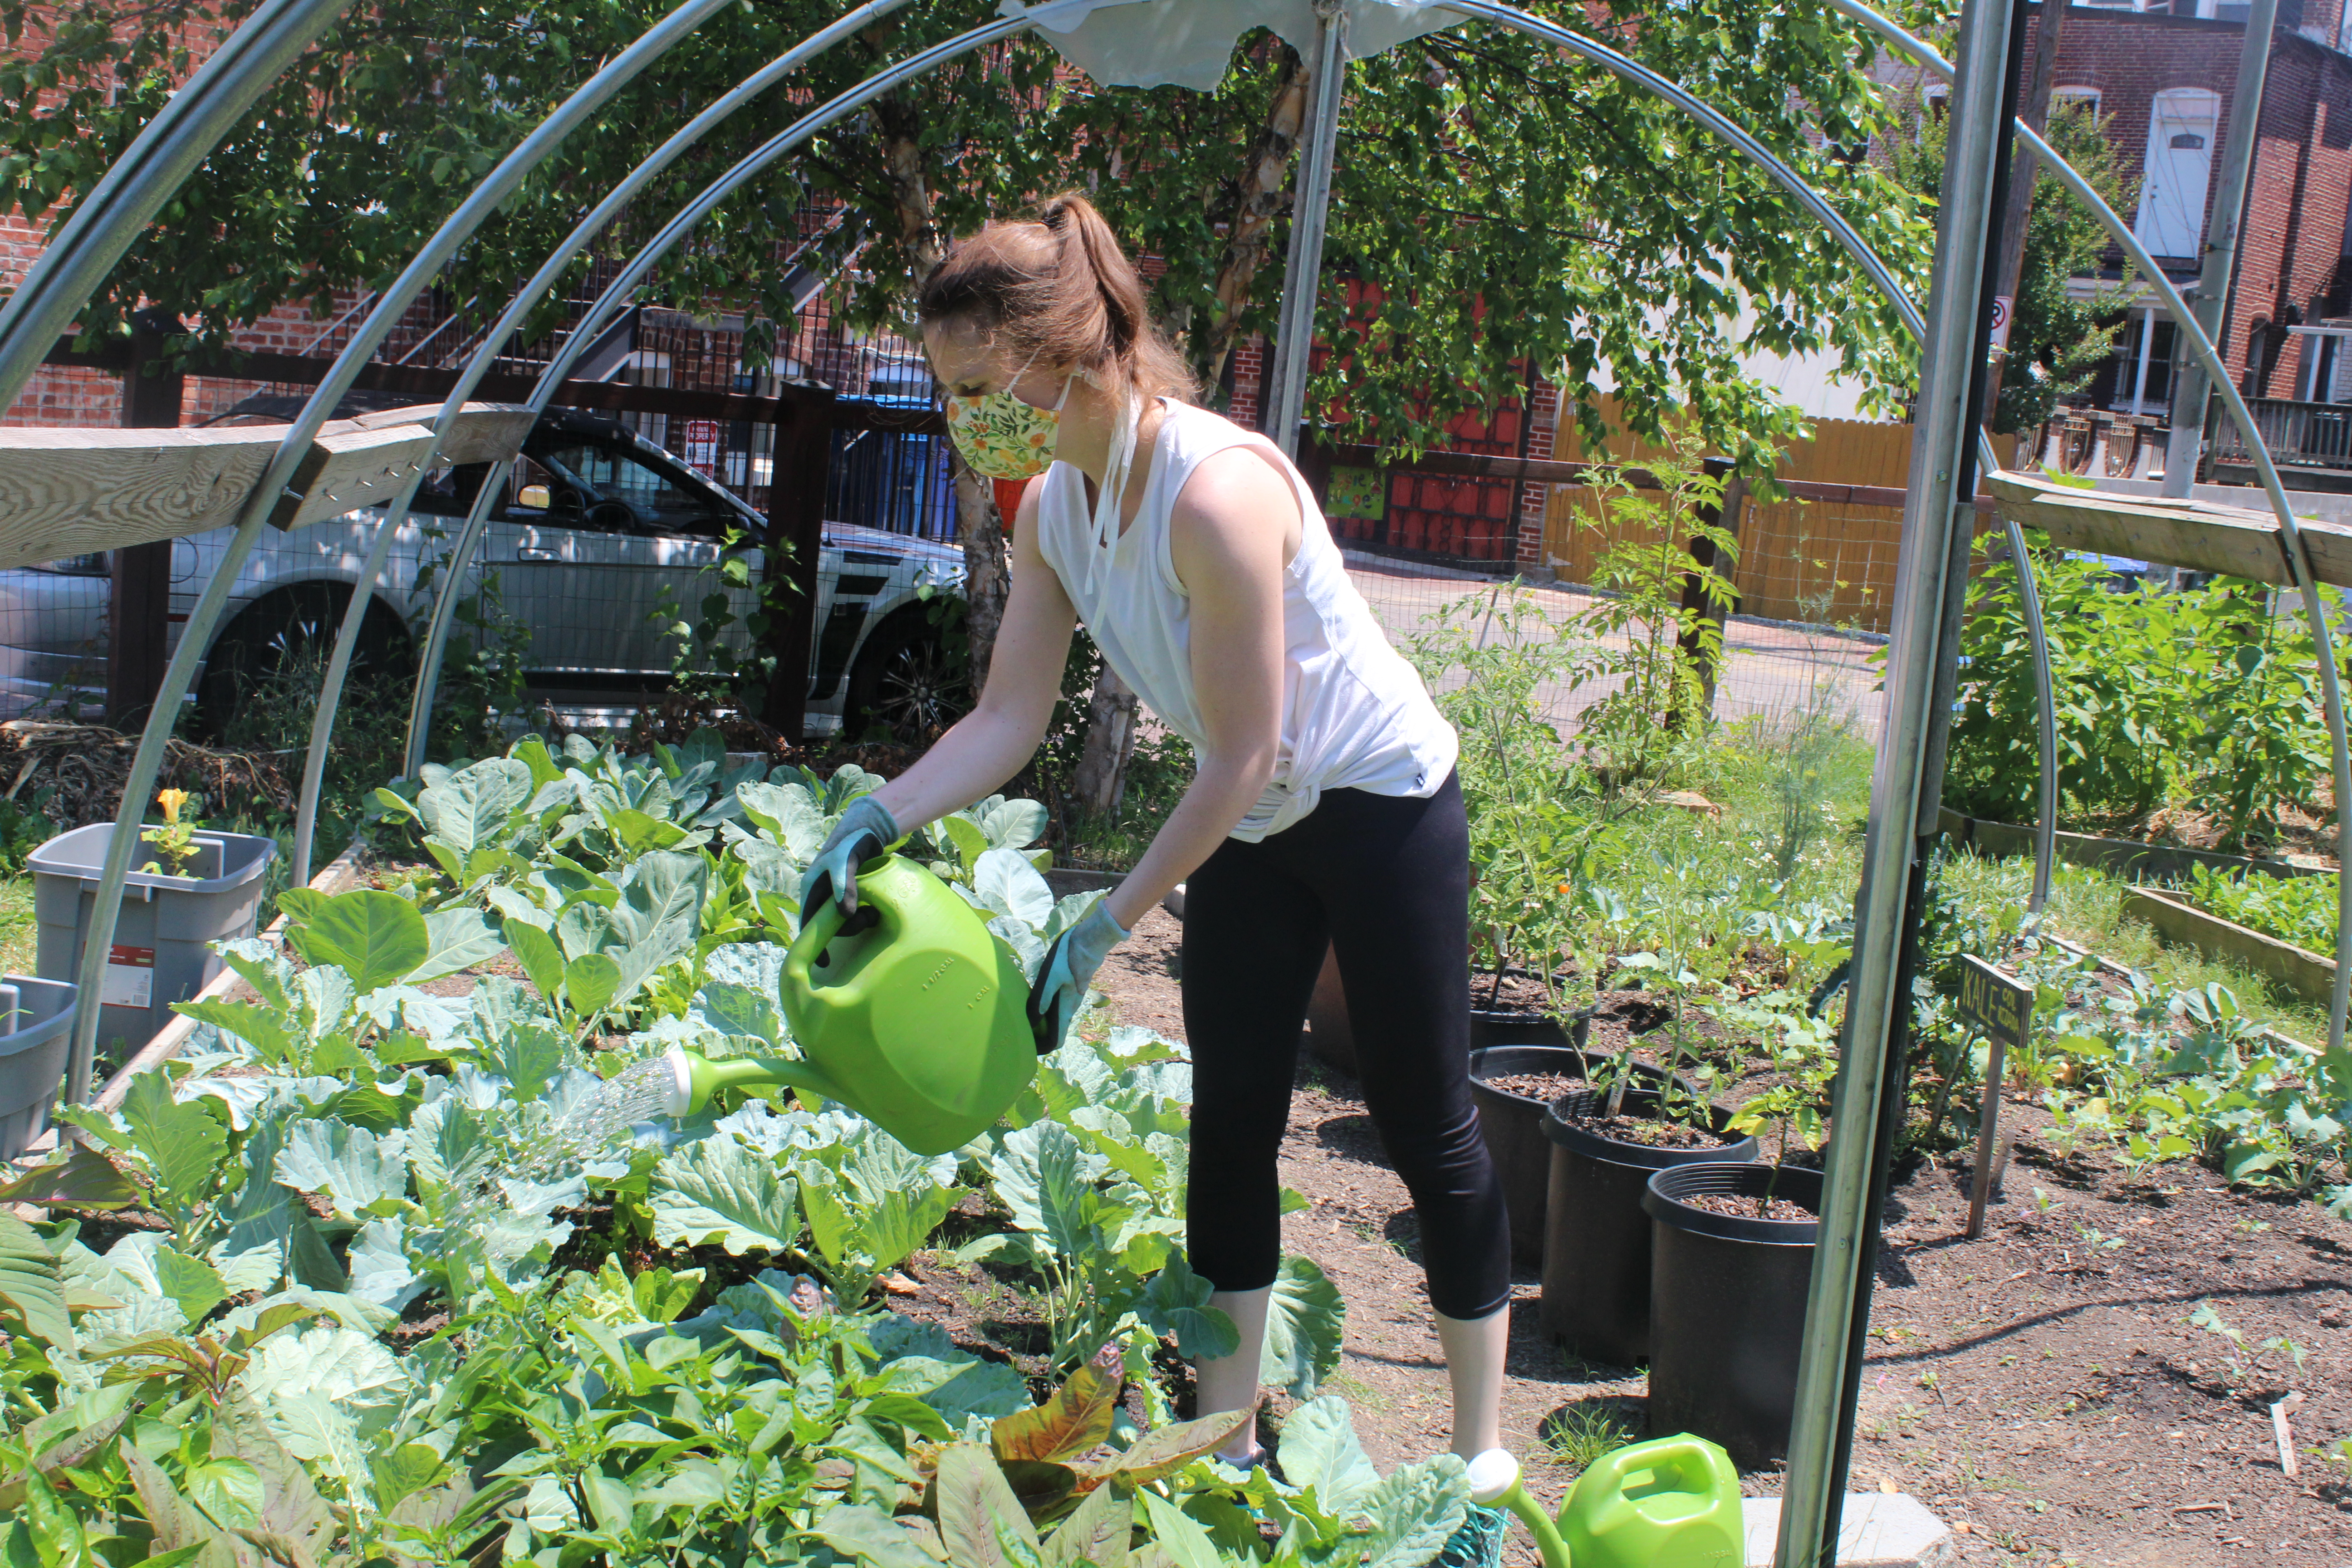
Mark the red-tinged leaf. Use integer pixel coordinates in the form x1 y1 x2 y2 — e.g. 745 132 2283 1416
991 1342 1123 1464
0 1144 143 1210
998 1458 1079 1520
1073 1403 1257 1491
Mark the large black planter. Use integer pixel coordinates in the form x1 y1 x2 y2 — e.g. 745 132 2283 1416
1469 1034 1670 1274
1643 1163 1823 1471
1539 1087 1756 1367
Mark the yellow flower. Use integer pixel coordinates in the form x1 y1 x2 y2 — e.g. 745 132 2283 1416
156 788 190 823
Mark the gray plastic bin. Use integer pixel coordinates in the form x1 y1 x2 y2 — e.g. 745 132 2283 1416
0 975 81 1159
30 823 276 1055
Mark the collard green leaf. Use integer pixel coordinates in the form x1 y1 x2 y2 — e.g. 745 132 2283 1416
505 919 564 1000
975 796 1050 852
273 1120 409 1222
972 847 1056 928
289 890 431 994
1276 1396 1381 1517
649 1137 799 1254
992 1121 1106 1261
1357 1456 1470 1568
1261 1255 1345 1399
174 999 294 1069
1138 1251 1239 1360
152 1247 227 1327
410 906 508 984
418 757 535 853
118 1070 227 1215
692 980 783 1048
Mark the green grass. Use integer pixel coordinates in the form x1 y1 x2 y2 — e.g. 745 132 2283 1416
0 874 35 976
1534 1401 1644 1471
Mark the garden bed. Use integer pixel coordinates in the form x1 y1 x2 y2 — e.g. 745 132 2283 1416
2127 886 2337 1007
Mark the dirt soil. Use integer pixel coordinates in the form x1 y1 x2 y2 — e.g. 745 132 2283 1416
1091 903 2352 1568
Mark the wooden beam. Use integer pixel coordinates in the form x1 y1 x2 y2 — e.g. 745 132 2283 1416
0 404 527 567
1982 470 2325 586
340 402 535 467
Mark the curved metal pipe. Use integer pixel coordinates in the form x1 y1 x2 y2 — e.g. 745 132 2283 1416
2008 514 2058 912
61 0 737 1105
402 10 1043 770
294 0 916 882
0 0 355 410
1829 0 2351 1044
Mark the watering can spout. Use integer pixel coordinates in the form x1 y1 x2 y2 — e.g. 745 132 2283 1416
657 1046 854 1118
1466 1450 1573 1568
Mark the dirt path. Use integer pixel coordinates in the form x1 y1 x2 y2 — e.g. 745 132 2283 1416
1095 903 2352 1568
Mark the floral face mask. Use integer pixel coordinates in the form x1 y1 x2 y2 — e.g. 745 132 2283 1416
944 352 1071 480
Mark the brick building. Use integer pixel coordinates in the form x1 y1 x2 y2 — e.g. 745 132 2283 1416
1909 0 2352 422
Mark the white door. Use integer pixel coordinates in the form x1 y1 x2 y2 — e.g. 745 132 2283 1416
2136 88 2221 260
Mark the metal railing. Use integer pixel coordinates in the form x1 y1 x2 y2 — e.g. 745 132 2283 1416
2210 396 2352 470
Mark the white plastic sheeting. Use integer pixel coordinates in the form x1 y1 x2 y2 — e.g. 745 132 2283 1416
1000 0 1460 90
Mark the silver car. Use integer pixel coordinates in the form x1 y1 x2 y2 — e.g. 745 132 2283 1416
0 406 970 739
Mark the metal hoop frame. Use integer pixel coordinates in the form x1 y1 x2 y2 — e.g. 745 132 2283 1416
10 6 2334 1566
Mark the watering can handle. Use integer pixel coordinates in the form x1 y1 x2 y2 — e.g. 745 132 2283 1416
790 872 881 976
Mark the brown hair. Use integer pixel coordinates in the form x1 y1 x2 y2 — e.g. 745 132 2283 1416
917 192 1196 404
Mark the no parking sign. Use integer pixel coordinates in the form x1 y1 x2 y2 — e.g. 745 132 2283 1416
1989 294 2014 350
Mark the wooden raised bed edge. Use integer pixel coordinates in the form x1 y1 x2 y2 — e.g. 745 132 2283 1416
1937 808 2331 884
2121 886 2336 1007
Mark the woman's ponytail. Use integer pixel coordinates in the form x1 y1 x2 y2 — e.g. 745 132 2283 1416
920 191 1196 405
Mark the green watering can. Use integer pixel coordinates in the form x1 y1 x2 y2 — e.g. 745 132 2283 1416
1469 1433 1743 1568
656 853 1038 1156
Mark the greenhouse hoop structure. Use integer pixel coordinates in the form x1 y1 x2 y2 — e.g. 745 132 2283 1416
1 0 2345 1560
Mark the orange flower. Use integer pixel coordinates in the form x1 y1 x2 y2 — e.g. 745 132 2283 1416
156 788 191 823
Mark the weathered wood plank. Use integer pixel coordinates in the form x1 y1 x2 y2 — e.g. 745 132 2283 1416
0 426 279 566
342 402 534 467
274 425 442 529
0 403 530 566
1985 471 2295 585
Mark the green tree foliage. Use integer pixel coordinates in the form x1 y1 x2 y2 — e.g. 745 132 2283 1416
1888 88 2137 434
5 0 1926 466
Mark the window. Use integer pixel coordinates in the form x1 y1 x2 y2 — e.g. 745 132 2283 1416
541 441 722 536
2051 87 2102 121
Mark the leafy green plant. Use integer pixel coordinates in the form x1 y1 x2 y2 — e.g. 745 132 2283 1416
2188 1300 2308 1387
2182 864 2337 955
646 524 794 717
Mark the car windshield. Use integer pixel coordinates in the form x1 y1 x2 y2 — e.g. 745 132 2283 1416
540 439 723 535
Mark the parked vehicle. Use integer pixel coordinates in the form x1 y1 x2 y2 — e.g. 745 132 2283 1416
0 401 969 739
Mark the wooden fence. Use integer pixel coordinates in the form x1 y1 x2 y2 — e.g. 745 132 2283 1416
1539 412 2019 634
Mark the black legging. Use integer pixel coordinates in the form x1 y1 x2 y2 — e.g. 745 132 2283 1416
1181 772 1509 1322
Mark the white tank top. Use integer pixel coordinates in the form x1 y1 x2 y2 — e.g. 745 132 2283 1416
1034 400 1458 842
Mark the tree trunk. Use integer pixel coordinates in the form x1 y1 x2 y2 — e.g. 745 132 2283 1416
951 456 1011 695
1983 0 2067 425
1198 44 1309 395
1070 663 1142 821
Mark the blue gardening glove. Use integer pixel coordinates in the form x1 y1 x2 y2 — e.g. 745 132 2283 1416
1028 897 1128 1053
802 795 898 919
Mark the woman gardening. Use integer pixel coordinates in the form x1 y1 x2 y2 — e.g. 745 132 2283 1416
802 194 1513 1563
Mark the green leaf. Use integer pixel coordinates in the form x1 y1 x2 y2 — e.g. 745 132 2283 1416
816 1501 944 1568
1043 1475 1132 1568
941 813 991 875
173 999 294 1068
273 1120 410 1222
630 1266 703 1324
564 952 622 1019
152 1247 227 1327
368 1444 447 1511
0 1212 67 1346
1138 1489 1223 1568
289 890 431 994
506 919 567 1000
1260 1255 1344 1399
409 906 507 984
0 1145 142 1210
648 1137 799 1254
1139 1252 1239 1360
1358 1456 1470 1568
118 1071 227 1214
184 1456 264 1530
1276 1396 1381 1516
972 847 1056 927
418 757 534 853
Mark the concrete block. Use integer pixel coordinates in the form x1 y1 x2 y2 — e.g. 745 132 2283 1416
1741 1494 1957 1568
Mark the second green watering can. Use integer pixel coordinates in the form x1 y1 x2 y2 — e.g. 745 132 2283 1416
657 853 1038 1155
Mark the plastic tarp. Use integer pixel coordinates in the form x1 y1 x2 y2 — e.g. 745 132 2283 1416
1001 0 1459 91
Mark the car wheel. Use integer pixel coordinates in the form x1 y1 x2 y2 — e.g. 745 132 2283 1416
844 611 970 743
194 584 414 745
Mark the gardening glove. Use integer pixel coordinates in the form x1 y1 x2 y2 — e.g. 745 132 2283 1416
1028 897 1128 1054
803 795 898 919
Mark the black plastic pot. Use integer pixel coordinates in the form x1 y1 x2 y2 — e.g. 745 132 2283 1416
1539 1086 1756 1367
1468 1032 1650 1273
1643 1163 1824 1470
